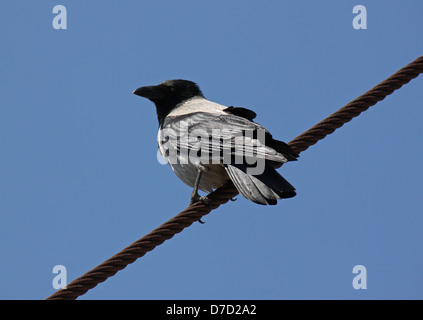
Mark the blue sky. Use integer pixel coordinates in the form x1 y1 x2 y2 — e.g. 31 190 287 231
1 1 423 300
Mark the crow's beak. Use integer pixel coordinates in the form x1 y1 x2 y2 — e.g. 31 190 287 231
133 85 164 100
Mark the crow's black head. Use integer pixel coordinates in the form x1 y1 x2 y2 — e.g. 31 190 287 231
133 79 204 123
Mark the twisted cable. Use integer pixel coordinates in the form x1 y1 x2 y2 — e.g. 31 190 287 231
46 55 423 300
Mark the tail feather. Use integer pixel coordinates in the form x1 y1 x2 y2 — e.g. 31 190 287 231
224 164 296 205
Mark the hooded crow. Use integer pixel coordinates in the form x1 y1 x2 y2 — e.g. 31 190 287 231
133 79 298 205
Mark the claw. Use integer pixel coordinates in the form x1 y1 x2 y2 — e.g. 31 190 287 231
189 196 211 224
230 197 237 202
189 195 210 206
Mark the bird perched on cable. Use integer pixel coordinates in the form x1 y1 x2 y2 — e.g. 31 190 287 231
133 80 298 205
